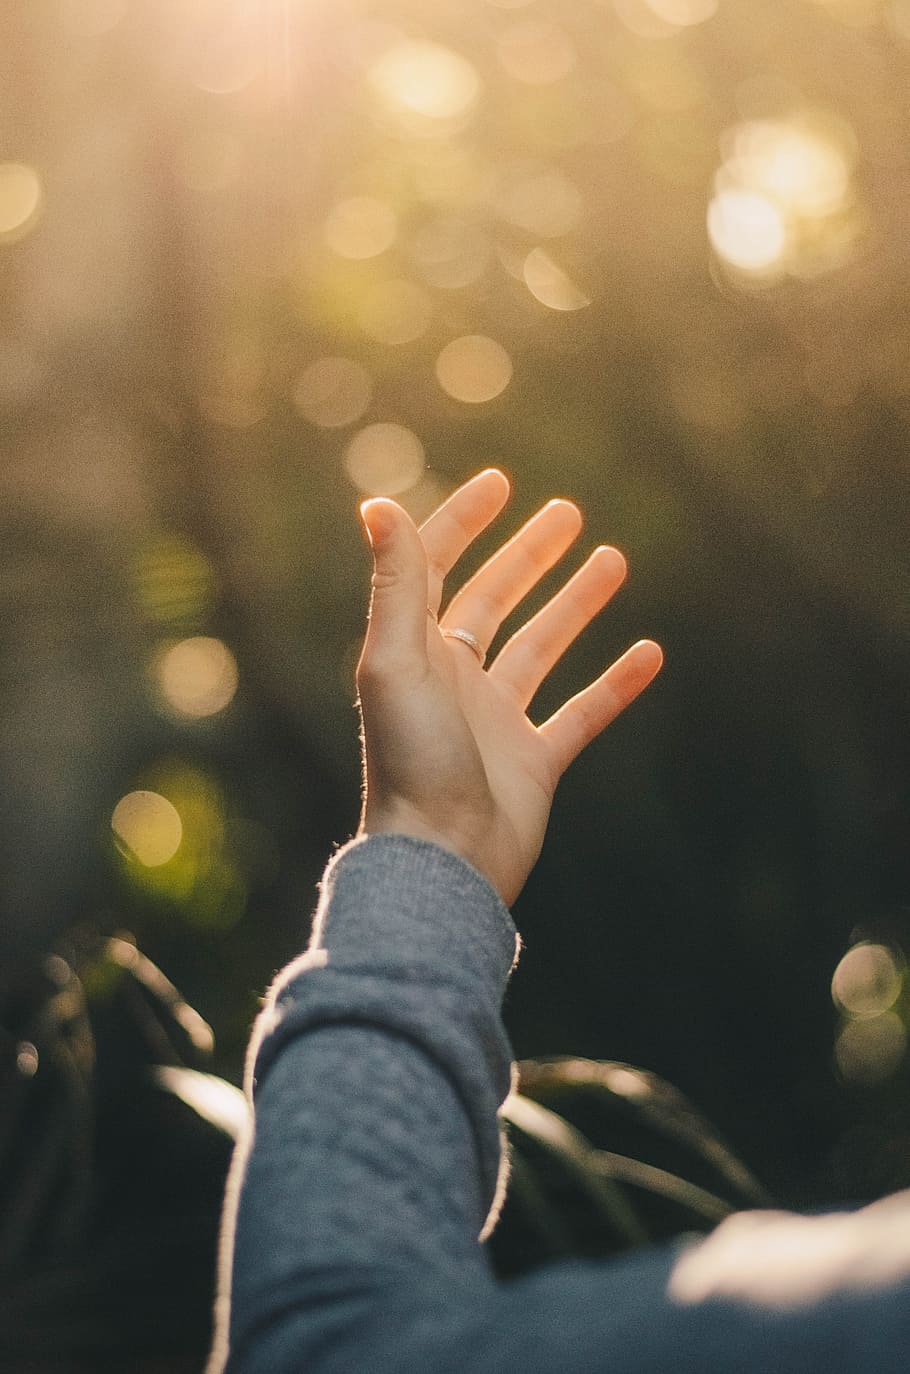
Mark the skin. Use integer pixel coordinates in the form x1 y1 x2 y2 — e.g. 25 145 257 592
356 467 663 907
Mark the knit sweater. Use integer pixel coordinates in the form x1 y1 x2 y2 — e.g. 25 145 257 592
211 834 910 1373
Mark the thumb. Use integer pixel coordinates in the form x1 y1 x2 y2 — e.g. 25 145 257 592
359 498 429 670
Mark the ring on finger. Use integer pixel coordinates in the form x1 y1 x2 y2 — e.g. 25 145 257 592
440 627 486 668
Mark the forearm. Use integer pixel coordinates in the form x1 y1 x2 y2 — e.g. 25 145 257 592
213 834 519 1373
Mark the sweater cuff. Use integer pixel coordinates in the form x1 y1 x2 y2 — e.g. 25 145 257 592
307 833 521 1000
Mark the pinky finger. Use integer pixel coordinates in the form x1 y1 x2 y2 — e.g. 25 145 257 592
539 639 663 779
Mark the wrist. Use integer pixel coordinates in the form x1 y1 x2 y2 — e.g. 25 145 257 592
358 802 490 881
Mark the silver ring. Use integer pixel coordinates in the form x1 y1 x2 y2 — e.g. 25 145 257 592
441 627 486 667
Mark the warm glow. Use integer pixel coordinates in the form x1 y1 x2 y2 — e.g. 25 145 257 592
357 279 433 345
154 636 239 720
832 943 904 1017
189 45 260 96
343 422 425 494
644 0 719 25
435 335 513 403
0 164 43 243
724 120 852 218
709 115 856 278
497 21 577 86
614 0 681 38
112 791 183 867
810 0 881 25
523 247 591 310
323 197 397 260
497 165 583 238
707 189 787 273
891 0 910 39
293 357 373 428
59 0 127 37
368 40 481 124
176 132 244 194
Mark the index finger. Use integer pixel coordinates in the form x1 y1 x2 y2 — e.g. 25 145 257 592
419 468 511 614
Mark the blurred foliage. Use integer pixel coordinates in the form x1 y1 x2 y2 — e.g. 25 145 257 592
1 0 910 1244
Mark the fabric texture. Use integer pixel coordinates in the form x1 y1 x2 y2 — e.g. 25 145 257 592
210 833 910 1373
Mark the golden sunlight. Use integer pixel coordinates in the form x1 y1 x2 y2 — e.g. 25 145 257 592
368 40 481 126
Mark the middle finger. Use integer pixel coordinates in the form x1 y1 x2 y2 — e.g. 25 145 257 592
440 499 583 652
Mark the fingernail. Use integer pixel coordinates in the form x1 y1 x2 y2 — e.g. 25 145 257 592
360 499 394 546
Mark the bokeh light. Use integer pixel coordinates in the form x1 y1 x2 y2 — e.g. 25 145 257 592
723 118 853 218
153 636 239 720
112 791 184 867
343 422 425 494
16 1042 40 1078
832 943 904 1018
835 1012 908 1085
110 764 247 926
292 356 373 428
0 164 43 244
435 335 513 403
708 115 858 280
132 535 217 631
368 40 481 129
707 189 787 274
323 197 398 260
523 247 591 310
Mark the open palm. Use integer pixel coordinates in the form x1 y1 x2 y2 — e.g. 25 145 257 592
357 469 662 906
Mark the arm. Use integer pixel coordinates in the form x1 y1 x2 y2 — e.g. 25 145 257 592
210 472 910 1373
211 470 663 1371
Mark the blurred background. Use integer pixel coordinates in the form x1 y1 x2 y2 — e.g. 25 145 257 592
2 0 910 1366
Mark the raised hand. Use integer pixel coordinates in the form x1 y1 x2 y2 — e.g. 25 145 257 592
356 469 662 906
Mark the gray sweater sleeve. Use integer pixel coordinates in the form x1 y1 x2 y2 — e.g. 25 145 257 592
211 834 910 1374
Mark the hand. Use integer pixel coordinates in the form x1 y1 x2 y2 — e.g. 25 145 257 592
356 469 662 906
